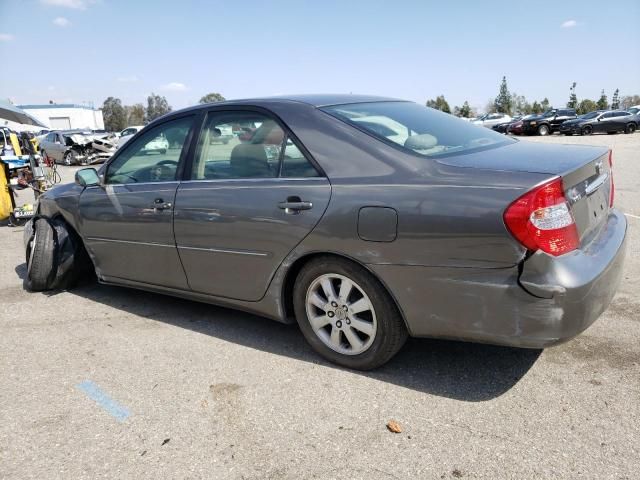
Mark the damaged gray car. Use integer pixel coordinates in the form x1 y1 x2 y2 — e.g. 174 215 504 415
24 95 627 370
39 130 116 166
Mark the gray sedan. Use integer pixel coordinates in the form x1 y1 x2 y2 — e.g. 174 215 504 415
24 95 627 369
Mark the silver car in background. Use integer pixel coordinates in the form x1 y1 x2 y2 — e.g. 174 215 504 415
472 112 512 128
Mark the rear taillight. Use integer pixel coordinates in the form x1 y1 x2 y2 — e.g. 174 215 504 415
608 150 614 207
504 177 579 256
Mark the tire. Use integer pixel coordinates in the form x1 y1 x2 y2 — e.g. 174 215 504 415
26 218 56 291
582 125 593 136
293 256 408 370
625 123 636 134
160 149 167 155
63 151 76 166
537 124 550 136
25 217 92 291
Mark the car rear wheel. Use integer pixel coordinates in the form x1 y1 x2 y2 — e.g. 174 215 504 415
293 256 408 370
537 124 550 136
625 123 637 134
582 125 593 135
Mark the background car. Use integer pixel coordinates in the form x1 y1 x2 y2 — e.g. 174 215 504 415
560 110 637 135
117 125 145 148
492 115 522 134
472 112 511 128
26 95 627 370
39 130 116 165
521 108 577 135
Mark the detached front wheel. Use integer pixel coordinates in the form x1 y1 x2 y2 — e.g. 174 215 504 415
293 257 407 370
26 218 56 291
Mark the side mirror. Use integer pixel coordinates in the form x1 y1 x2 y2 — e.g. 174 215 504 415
75 168 101 187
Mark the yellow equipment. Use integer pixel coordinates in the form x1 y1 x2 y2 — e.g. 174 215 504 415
0 161 12 220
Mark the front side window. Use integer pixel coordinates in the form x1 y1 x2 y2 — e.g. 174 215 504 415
106 116 193 184
191 111 318 180
323 101 513 157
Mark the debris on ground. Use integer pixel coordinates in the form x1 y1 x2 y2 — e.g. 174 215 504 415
386 420 402 433
161 438 170 446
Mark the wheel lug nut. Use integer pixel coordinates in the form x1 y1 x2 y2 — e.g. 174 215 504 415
336 320 342 328
331 301 338 307
327 311 334 318
346 319 351 325
342 305 348 311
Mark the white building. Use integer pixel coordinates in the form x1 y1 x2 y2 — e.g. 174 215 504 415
17 104 105 131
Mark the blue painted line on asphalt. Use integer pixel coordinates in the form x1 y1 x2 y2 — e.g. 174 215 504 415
76 380 131 422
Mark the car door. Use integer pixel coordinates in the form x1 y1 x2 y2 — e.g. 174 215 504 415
173 109 331 301
78 114 196 289
49 133 65 162
612 112 631 131
595 112 613 133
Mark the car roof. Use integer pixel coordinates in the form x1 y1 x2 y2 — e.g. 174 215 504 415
168 94 403 115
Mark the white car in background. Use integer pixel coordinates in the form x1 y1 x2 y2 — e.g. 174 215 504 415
472 113 512 128
117 125 145 148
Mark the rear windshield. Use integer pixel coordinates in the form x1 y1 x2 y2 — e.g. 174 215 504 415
322 101 513 157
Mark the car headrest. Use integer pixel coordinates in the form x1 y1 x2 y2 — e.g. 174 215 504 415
404 134 438 150
230 144 271 178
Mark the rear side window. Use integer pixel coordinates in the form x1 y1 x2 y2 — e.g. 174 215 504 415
191 111 318 180
323 101 512 157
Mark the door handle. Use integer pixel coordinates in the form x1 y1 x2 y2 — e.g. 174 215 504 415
153 198 173 211
278 196 313 214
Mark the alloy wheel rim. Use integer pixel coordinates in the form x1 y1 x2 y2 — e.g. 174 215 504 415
305 273 377 356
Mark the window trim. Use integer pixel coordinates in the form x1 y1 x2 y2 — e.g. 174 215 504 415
103 113 197 186
183 106 326 182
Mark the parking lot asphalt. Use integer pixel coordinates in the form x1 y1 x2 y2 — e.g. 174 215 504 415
1 133 638 480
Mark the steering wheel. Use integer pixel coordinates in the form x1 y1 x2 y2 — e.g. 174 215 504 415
156 160 178 166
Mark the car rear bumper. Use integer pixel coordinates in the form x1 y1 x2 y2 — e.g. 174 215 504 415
369 209 627 348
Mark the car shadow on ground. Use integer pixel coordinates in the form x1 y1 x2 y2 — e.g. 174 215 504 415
15 263 541 402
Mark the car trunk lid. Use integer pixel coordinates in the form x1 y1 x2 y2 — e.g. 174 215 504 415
563 149 613 243
436 140 609 176
442 141 613 249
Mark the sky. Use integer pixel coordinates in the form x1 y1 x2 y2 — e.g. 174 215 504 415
1 0 639 113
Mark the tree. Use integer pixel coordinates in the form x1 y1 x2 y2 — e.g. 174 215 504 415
540 97 551 111
596 90 608 110
126 103 145 125
426 95 451 113
577 99 598 115
620 95 640 110
510 92 530 115
145 93 172 122
567 82 578 109
102 97 127 132
494 76 512 115
611 89 620 110
454 100 472 118
199 92 226 104
530 101 543 114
